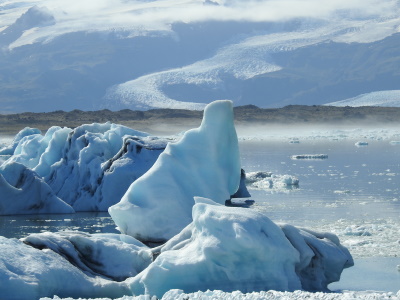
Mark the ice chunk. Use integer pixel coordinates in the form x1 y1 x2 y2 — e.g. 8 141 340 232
0 162 74 215
109 100 241 242
355 141 369 147
291 154 328 160
128 197 352 298
0 127 41 155
246 171 299 191
0 236 130 300
128 198 301 297
22 231 152 281
2 123 164 212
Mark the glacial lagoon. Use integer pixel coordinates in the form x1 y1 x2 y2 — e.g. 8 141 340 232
1 136 399 293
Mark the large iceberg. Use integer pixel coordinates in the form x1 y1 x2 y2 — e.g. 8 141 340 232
128 197 353 298
0 197 352 300
109 100 242 242
0 123 167 214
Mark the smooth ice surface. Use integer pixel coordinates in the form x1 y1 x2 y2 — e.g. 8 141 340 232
128 197 352 298
0 123 166 213
109 100 241 242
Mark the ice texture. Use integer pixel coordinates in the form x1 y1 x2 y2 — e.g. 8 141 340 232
128 197 353 298
22 231 152 281
0 236 130 300
0 162 74 215
245 171 299 191
0 100 355 299
0 127 41 155
0 123 166 213
109 100 241 242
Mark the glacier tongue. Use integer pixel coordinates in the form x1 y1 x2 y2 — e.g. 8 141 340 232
109 100 242 242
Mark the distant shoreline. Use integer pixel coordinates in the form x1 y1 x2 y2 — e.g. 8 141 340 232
1 105 400 135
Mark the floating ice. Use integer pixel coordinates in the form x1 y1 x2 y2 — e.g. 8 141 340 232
22 231 152 281
246 171 299 191
127 197 353 298
0 127 41 155
355 141 368 147
109 100 241 242
0 123 166 213
291 154 328 160
0 236 130 300
0 162 74 215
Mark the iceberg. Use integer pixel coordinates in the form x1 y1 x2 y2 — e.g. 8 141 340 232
109 100 241 242
0 100 354 299
0 123 166 213
0 235 131 300
291 154 328 160
0 162 74 215
22 231 152 281
246 171 299 191
0 127 41 155
128 197 353 298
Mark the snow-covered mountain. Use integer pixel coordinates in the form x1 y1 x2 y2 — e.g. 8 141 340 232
0 0 399 113
326 90 400 107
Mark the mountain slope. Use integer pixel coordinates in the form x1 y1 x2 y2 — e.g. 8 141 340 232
0 0 399 113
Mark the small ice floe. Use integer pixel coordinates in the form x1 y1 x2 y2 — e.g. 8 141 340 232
389 141 400 145
343 225 372 236
246 172 299 191
289 138 300 144
291 154 328 160
334 190 351 194
355 141 368 147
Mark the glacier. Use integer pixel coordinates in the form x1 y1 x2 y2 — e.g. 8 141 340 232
1 1 400 112
0 100 353 299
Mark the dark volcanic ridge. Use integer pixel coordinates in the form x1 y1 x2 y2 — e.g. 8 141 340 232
1 105 400 135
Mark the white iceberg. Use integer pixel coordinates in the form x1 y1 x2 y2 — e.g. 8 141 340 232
0 162 74 215
128 197 353 298
109 100 241 242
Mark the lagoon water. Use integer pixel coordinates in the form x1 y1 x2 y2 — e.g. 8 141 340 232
1 135 399 293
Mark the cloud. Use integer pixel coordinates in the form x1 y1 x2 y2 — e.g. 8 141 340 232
2 0 399 47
